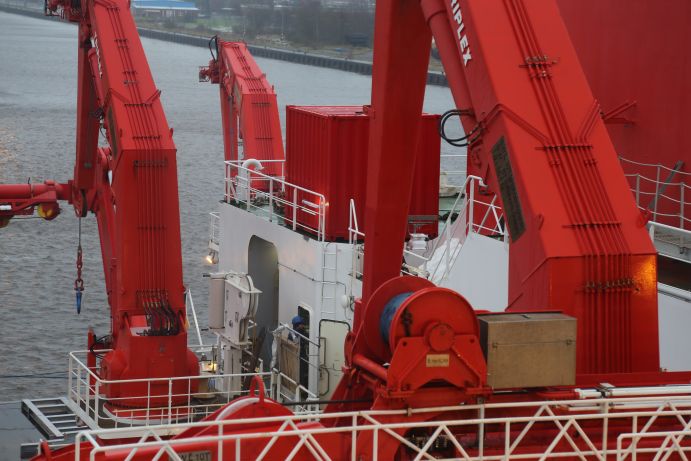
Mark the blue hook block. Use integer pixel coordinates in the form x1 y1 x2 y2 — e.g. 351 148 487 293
76 290 82 314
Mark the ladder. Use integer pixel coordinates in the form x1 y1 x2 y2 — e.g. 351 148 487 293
20 397 87 458
320 244 339 318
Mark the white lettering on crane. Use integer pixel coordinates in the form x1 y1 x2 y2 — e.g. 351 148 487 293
450 0 472 66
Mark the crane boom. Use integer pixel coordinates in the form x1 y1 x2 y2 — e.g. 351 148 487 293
45 0 198 405
28 1 691 460
200 38 284 178
359 0 659 378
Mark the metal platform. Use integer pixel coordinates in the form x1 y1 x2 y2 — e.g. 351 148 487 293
649 221 691 263
20 397 88 458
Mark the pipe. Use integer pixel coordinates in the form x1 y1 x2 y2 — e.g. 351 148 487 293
0 181 69 200
353 354 388 382
575 384 691 399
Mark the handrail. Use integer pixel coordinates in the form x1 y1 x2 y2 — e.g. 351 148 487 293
185 290 205 348
619 156 688 230
75 393 691 461
224 160 327 241
347 176 505 285
67 347 314 430
619 155 690 177
425 175 505 284
427 174 483 257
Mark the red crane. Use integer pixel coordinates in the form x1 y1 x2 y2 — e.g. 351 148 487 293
1 0 198 410
355 0 661 380
200 37 285 178
29 0 691 459
0 181 70 228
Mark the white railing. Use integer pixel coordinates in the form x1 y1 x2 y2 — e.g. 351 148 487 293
224 160 327 241
67 348 315 430
347 199 431 281
348 176 505 285
73 393 691 461
208 211 220 251
620 156 689 230
185 289 205 348
424 175 505 284
272 323 323 404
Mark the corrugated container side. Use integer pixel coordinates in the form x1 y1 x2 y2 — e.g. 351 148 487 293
328 115 370 239
286 106 439 241
285 107 330 236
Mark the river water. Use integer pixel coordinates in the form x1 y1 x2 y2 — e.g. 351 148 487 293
0 11 456 401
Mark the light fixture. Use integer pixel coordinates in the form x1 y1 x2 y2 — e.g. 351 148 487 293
205 249 219 265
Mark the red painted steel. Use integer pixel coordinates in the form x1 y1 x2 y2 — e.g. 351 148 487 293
0 181 70 227
558 0 690 227
357 0 661 379
285 105 440 240
26 0 691 459
201 39 284 178
41 0 198 406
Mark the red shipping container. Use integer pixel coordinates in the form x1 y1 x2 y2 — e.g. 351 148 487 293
285 105 440 241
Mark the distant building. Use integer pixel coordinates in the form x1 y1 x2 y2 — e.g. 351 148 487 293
132 0 199 18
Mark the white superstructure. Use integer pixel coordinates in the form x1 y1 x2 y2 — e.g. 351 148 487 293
206 156 691 400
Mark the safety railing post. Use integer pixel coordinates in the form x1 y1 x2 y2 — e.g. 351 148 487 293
226 163 231 202
681 186 685 230
168 379 173 424
292 188 297 230
601 401 609 460
94 381 100 427
245 171 251 211
469 179 475 235
654 166 661 221
187 378 192 423
478 403 485 461
320 201 325 241
504 421 510 461
269 178 274 222
219 420 224 461
76 363 82 411
351 414 357 461
632 415 639 461
635 175 641 208
68 354 73 402
146 380 151 423
444 216 451 280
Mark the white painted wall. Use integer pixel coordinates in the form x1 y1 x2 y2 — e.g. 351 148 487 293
441 233 509 311
217 203 360 396
217 201 691 388
658 284 691 371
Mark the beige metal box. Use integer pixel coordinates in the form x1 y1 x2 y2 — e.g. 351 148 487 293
478 312 576 389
